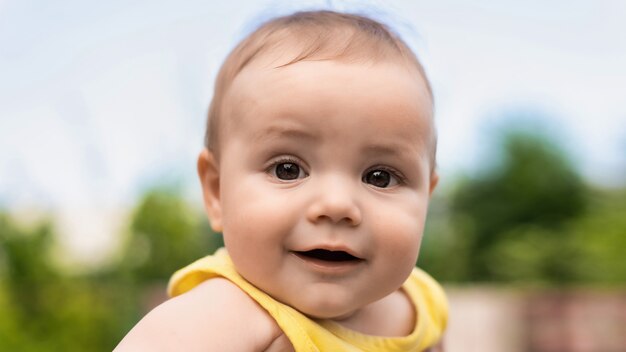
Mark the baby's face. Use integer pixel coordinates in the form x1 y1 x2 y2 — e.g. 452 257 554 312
203 58 436 319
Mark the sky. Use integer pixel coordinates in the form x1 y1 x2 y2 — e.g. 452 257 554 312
1 0 625 261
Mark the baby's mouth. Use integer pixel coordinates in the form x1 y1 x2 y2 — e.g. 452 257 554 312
293 249 363 263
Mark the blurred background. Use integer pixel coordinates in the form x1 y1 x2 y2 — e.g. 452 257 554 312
1 0 625 350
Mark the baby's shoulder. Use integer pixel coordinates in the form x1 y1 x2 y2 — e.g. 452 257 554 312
115 278 285 351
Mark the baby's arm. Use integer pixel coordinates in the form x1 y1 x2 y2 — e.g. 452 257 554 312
114 278 284 351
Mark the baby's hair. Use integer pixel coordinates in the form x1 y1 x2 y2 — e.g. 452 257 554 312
205 10 436 168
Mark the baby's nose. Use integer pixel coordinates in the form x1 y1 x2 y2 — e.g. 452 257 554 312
305 175 362 226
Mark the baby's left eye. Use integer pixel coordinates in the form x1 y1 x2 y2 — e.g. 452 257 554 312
270 162 307 181
362 169 400 188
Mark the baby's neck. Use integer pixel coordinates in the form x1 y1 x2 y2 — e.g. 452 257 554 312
329 288 415 337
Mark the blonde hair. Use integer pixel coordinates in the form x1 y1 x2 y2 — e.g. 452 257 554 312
206 10 436 164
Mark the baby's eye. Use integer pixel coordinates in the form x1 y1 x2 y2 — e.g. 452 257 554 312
271 162 307 181
362 169 400 188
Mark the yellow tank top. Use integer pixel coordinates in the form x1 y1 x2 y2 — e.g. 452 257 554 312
168 248 448 352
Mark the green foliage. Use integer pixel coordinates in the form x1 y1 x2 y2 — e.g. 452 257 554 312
1 215 56 309
419 126 626 286
418 195 473 281
477 187 626 286
566 189 626 284
0 186 222 351
0 214 139 351
451 131 586 281
119 186 222 283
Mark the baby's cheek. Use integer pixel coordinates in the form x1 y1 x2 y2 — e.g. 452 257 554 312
221 195 286 278
373 206 424 262
232 194 289 234
223 177 280 228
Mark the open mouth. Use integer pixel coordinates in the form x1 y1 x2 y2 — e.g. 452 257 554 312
294 249 363 263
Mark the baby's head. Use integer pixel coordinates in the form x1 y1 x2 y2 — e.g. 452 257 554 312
205 10 436 164
198 10 438 319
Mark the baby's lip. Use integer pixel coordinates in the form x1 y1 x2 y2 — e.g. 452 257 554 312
291 244 364 261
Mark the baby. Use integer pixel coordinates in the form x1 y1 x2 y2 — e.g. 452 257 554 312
116 10 447 352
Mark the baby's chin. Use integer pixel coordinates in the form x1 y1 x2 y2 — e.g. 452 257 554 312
258 278 401 321
300 306 358 321
284 294 366 321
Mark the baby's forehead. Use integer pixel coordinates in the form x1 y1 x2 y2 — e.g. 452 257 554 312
222 58 434 147
229 57 431 112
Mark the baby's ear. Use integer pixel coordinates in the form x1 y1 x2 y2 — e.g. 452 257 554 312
429 170 439 196
198 148 223 232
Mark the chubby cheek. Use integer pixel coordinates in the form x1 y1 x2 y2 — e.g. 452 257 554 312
370 198 427 270
219 175 294 274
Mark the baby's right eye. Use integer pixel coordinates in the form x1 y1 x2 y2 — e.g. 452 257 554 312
269 161 307 181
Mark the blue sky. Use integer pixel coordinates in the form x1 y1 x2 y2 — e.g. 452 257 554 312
2 0 625 210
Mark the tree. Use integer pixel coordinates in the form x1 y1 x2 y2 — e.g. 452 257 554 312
119 186 222 283
0 213 136 351
418 124 589 283
451 130 586 282
0 186 224 351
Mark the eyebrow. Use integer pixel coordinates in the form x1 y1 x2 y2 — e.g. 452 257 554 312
362 142 420 160
252 124 319 143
